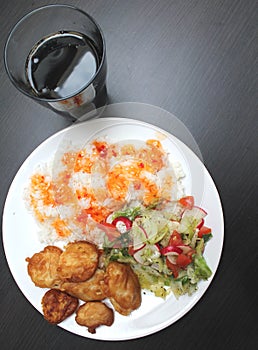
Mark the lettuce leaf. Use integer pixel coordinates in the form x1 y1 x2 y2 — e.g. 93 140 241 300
193 254 212 280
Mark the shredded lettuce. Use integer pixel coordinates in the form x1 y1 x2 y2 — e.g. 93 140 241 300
103 248 135 265
203 233 213 243
132 209 170 245
193 254 212 280
195 238 204 255
102 201 213 300
132 264 172 298
172 273 198 297
111 206 142 221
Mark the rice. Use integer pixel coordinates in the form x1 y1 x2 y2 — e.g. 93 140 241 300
25 137 185 245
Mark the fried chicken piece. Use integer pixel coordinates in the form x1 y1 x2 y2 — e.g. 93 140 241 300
60 269 106 301
41 289 79 324
101 262 141 316
75 301 114 334
26 246 63 288
57 241 99 282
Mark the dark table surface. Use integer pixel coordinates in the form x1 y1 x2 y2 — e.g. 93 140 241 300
0 1 257 349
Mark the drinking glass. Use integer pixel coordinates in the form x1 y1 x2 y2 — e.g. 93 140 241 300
4 4 107 120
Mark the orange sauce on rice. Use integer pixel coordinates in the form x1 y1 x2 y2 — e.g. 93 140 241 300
28 139 173 239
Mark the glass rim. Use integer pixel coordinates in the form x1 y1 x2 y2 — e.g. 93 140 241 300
4 4 106 103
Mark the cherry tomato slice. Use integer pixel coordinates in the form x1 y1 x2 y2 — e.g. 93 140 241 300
176 254 192 267
168 230 183 246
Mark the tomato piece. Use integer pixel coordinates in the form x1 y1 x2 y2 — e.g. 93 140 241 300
168 230 183 246
198 226 212 238
128 246 135 255
176 254 192 267
166 258 180 278
97 222 120 240
179 196 194 209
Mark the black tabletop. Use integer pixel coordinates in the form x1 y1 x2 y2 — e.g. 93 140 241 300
0 1 257 349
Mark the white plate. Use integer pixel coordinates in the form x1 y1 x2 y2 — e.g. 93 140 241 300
2 118 224 340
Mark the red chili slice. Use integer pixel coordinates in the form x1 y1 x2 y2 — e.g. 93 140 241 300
161 245 183 255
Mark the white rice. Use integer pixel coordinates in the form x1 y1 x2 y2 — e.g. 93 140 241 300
25 137 185 245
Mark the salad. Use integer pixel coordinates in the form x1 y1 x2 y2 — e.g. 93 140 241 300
99 196 213 299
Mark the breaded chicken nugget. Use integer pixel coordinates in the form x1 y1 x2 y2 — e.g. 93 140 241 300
57 241 99 282
75 301 114 334
42 289 79 324
26 246 63 288
102 262 141 316
60 269 106 301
